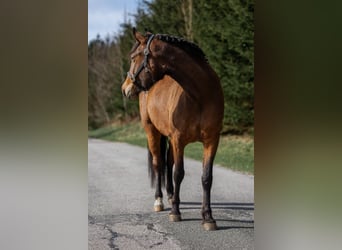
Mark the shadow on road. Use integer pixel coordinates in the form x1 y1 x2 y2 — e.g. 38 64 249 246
180 201 254 211
218 225 254 230
177 201 254 230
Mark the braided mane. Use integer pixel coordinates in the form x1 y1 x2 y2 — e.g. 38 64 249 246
154 34 208 63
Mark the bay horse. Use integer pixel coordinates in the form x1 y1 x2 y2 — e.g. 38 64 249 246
121 28 224 230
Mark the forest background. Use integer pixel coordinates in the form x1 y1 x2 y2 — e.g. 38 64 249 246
88 0 254 135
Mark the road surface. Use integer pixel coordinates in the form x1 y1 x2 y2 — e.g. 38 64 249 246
88 139 254 249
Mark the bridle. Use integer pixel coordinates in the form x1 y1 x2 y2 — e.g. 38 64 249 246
127 34 155 91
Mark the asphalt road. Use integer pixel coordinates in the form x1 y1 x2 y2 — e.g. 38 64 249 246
88 139 254 250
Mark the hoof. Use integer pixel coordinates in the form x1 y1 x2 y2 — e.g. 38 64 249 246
154 204 164 212
202 222 218 231
169 214 182 222
154 198 164 212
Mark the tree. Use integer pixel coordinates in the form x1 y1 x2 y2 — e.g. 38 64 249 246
134 0 185 36
88 0 254 132
88 22 142 129
193 0 254 131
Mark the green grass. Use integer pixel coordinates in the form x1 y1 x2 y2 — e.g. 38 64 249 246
184 138 254 174
88 122 147 147
89 122 254 174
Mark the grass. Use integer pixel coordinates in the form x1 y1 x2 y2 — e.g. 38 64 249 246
88 122 147 147
184 137 254 174
89 122 254 174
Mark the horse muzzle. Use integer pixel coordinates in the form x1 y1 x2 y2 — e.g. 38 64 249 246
122 78 139 99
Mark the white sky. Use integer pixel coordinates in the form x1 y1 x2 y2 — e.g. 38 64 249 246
88 0 140 42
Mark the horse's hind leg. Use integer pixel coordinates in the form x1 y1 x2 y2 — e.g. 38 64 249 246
201 136 220 230
166 141 174 205
169 140 184 222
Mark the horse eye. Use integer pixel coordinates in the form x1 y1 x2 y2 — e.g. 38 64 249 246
130 55 136 63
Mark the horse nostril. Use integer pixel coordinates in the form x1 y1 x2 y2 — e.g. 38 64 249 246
122 88 126 97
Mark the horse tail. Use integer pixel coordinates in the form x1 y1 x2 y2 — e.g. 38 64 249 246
147 147 154 186
160 135 167 187
148 135 168 187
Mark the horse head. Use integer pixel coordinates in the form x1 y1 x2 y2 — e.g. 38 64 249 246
121 28 166 99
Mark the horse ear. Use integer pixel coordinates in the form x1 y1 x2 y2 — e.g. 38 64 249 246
132 27 145 43
145 28 153 36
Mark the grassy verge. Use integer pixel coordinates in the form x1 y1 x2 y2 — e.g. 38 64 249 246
89 122 147 147
89 122 254 174
184 137 254 174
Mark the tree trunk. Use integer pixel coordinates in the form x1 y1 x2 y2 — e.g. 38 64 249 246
181 0 193 41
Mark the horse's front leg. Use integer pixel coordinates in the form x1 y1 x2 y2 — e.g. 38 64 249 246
201 138 219 230
146 129 165 212
153 174 164 212
148 148 164 212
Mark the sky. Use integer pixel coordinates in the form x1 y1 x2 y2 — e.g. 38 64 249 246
88 0 140 42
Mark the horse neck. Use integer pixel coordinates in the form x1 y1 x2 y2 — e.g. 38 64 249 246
159 46 220 103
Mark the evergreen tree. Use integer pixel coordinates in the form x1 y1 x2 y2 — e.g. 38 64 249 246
134 0 185 36
193 0 254 131
88 0 254 132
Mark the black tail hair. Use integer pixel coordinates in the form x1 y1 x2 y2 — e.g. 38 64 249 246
148 135 168 187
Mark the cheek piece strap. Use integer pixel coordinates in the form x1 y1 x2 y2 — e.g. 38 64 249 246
127 34 155 91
